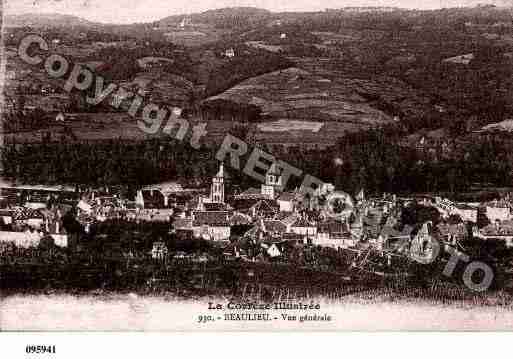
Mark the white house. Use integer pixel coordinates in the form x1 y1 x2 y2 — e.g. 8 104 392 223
12 208 44 229
224 48 235 58
50 234 68 248
453 204 478 223
0 230 42 248
266 243 282 257
485 201 511 223
277 192 295 212
0 209 14 225
152 241 168 259
77 200 93 214
290 217 317 237
261 243 281 258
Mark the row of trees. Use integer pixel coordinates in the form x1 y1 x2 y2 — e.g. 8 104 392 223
3 126 513 197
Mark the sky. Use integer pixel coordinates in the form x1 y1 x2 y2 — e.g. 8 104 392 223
4 0 510 24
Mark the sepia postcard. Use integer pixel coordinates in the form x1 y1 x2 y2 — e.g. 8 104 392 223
2 0 513 333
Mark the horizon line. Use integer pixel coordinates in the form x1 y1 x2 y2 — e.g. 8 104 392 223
4 3 510 26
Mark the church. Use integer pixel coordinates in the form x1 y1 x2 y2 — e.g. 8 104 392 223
235 162 285 201
203 162 226 205
191 162 231 241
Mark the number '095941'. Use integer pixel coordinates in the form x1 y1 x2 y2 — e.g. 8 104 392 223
25 345 56 354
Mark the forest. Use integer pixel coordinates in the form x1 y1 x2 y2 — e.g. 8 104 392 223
3 125 513 199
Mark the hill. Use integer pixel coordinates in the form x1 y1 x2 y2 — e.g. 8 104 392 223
4 13 96 28
157 7 272 29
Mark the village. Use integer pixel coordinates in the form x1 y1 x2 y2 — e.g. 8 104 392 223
0 160 512 279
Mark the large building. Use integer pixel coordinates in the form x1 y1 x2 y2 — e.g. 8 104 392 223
207 163 225 204
236 163 285 201
260 163 283 200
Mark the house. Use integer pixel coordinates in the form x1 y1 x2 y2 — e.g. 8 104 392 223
235 188 265 200
261 163 284 200
229 212 252 226
175 224 194 241
243 219 287 242
192 211 231 241
280 212 300 231
262 220 287 236
173 217 193 230
266 243 282 257
453 204 478 223
277 192 295 212
224 48 235 58
77 200 93 214
0 209 14 225
0 230 42 249
442 53 474 65
476 220 513 247
12 207 44 230
179 17 191 28
138 182 184 208
50 233 68 248
377 225 413 252
290 217 317 239
314 183 335 197
377 215 414 252
355 189 365 204
350 214 364 239
436 222 468 245
55 112 65 122
282 232 307 245
315 219 353 249
244 222 267 242
152 241 168 259
410 222 437 261
485 200 511 223
248 200 279 218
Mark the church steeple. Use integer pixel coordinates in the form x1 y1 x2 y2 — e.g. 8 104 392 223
211 162 225 203
261 163 283 199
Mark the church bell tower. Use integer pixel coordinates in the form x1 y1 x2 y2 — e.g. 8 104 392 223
261 163 283 199
211 162 225 203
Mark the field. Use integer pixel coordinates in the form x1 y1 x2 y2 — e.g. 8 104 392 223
3 113 163 143
205 67 393 122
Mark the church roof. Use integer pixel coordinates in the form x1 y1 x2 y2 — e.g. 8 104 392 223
292 217 315 228
230 212 252 225
250 199 279 216
281 212 300 226
263 220 287 234
318 219 349 234
193 210 230 226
